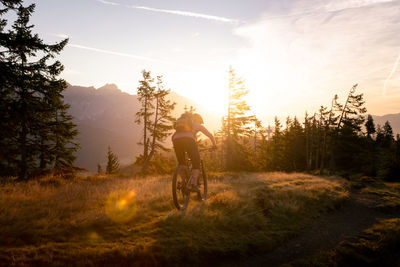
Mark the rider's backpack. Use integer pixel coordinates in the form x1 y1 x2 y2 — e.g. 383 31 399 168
175 113 193 132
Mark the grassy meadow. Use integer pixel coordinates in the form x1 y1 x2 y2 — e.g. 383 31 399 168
1 172 399 266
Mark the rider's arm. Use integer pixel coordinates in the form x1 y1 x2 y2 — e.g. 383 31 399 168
196 124 216 147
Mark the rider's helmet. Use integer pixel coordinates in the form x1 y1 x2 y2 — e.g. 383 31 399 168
193 113 204 124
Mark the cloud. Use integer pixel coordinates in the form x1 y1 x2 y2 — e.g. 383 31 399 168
95 0 241 24
128 5 240 24
232 0 400 115
67 43 194 69
383 52 400 95
290 0 397 14
51 33 69 39
95 0 120 6
322 0 396 12
68 43 170 64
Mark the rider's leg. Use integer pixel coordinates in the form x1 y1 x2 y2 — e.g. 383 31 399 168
186 139 201 185
172 138 187 177
191 169 200 185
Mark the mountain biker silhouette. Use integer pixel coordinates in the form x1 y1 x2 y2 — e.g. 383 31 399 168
172 112 216 191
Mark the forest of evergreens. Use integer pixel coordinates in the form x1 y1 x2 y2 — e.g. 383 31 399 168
205 70 400 181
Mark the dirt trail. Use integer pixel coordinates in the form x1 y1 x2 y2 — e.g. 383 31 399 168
229 190 397 267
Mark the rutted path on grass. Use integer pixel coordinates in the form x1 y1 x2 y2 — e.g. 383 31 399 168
233 190 397 266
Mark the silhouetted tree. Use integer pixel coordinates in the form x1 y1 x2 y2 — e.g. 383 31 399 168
51 99 79 174
382 121 394 147
97 163 103 175
221 66 255 171
135 70 155 169
365 115 376 139
320 95 340 173
330 84 366 174
0 1 78 179
141 75 176 173
106 146 120 174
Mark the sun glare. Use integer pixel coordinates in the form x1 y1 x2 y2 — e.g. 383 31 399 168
105 190 137 223
193 88 228 113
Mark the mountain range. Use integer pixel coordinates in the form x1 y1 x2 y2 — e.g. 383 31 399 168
63 83 220 171
63 83 400 172
372 113 400 136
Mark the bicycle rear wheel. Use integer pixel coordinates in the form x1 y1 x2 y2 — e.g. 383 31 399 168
172 165 190 210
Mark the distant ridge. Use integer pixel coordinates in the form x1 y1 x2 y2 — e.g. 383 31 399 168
372 113 400 135
63 83 221 171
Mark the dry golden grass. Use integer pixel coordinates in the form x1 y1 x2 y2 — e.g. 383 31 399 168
0 172 349 266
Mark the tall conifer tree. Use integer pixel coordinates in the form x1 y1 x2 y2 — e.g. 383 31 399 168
106 146 120 174
222 66 254 170
0 1 78 179
141 75 176 173
135 70 155 166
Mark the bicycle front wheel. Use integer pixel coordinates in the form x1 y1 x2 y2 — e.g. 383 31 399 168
172 165 190 211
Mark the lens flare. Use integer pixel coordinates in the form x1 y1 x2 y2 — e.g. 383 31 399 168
87 231 103 244
105 190 137 223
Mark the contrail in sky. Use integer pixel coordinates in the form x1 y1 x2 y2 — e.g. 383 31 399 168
94 0 240 24
383 52 400 95
96 0 120 6
128 5 240 24
68 43 175 65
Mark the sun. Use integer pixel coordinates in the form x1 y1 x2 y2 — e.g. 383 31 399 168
191 86 228 114
173 69 229 114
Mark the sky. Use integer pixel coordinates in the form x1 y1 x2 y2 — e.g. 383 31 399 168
18 0 400 123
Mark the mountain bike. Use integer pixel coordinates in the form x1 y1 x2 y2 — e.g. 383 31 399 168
172 148 210 211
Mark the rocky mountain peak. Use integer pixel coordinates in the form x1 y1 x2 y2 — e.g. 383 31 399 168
97 83 120 94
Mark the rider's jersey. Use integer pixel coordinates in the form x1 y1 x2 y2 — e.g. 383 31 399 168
172 122 215 144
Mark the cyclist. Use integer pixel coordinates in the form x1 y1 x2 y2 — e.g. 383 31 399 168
172 112 216 191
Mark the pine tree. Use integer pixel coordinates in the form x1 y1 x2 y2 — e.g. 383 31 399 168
337 84 366 131
365 115 376 139
135 70 155 170
97 163 103 175
270 116 284 171
141 75 176 173
106 146 120 174
382 121 394 147
332 85 366 173
222 66 254 170
361 115 378 176
51 100 79 174
329 85 366 174
0 1 77 179
377 122 398 180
